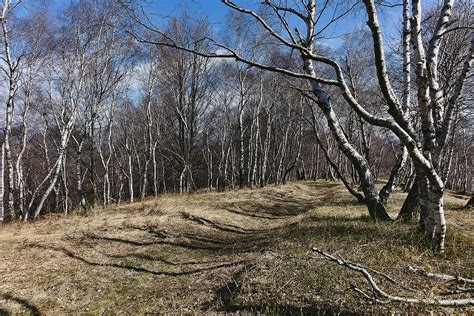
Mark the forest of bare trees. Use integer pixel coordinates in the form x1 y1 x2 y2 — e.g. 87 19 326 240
0 0 472 253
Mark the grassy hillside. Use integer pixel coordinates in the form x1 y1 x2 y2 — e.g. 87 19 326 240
0 181 472 314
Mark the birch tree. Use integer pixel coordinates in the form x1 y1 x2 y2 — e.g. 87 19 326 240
26 3 98 219
0 0 21 219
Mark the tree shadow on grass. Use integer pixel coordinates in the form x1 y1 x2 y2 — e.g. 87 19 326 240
201 264 360 315
180 212 299 235
83 232 272 254
77 212 424 263
282 216 431 252
306 214 373 223
129 225 272 252
77 208 426 266
29 243 248 277
24 211 429 314
219 303 359 316
85 233 224 251
223 200 317 218
223 206 292 219
216 183 342 218
0 294 41 316
129 224 264 245
219 182 362 219
108 252 229 266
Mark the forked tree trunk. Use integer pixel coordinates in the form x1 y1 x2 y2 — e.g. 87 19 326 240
34 153 65 219
410 0 449 251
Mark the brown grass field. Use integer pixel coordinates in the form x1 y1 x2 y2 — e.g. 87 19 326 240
0 180 472 315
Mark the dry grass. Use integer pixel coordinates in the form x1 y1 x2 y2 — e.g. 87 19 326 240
0 180 472 315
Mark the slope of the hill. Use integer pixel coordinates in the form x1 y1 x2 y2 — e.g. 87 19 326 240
0 181 472 314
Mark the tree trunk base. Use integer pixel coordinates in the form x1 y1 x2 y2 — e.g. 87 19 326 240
464 197 474 209
398 177 420 221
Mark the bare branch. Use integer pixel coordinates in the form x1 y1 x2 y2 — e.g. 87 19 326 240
408 266 474 284
312 247 474 306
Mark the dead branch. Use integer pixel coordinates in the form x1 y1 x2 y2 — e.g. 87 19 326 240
312 247 474 306
342 258 414 292
408 266 474 284
441 287 474 296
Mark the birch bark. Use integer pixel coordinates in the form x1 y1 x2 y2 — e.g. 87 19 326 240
1 1 18 219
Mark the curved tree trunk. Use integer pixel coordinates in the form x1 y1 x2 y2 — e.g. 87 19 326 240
305 59 389 220
307 108 366 204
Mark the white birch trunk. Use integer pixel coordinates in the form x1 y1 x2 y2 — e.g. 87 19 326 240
125 136 134 203
261 104 272 187
33 116 78 219
0 143 4 223
1 2 17 219
152 140 158 197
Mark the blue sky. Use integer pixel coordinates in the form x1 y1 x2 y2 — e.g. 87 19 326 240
50 0 441 49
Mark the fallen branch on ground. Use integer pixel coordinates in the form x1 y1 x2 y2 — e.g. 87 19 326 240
441 287 474 295
343 258 414 292
312 247 474 307
408 266 474 284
